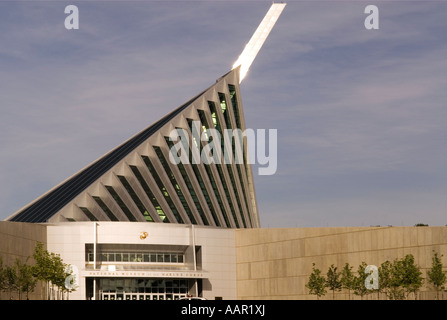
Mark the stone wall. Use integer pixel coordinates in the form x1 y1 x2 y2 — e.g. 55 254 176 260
236 227 447 300
0 221 46 300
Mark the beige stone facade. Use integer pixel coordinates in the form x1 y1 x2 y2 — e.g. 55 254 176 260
0 221 46 300
235 226 447 300
2 223 447 300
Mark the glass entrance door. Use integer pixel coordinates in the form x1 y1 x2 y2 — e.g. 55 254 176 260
99 278 191 300
102 293 116 300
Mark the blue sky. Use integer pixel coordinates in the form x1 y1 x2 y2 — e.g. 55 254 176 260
1 1 446 227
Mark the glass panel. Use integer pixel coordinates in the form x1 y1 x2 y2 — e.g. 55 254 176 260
216 165 239 228
154 146 196 224
226 164 246 227
164 136 209 226
79 207 98 221
237 164 253 226
105 185 137 221
93 196 118 221
130 165 169 223
228 84 242 129
118 175 154 222
198 110 231 227
141 156 183 224
218 92 232 130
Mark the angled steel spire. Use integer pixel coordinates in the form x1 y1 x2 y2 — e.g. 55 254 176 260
232 2 286 82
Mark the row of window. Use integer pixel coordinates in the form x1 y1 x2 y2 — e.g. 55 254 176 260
76 85 252 228
87 252 185 264
100 278 189 293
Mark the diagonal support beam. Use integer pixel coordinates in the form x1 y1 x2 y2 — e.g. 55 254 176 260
232 2 286 83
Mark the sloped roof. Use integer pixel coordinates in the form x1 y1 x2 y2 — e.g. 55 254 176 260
8 85 209 223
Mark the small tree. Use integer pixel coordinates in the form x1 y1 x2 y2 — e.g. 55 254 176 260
378 260 393 299
340 263 356 300
427 252 446 300
5 264 18 299
353 262 372 300
0 257 7 299
395 254 423 299
49 253 68 300
15 258 38 300
32 242 70 299
326 264 342 299
32 242 53 299
306 263 327 299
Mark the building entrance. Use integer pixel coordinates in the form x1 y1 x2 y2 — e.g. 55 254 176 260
98 278 190 300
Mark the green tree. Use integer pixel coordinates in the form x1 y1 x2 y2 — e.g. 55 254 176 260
325 264 342 299
32 242 53 299
32 242 70 300
15 258 38 300
340 263 356 300
394 254 423 299
378 260 393 300
49 253 68 300
5 264 18 299
353 262 373 300
427 252 446 300
306 263 327 299
0 257 7 299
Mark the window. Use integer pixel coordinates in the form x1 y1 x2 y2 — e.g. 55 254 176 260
218 92 232 130
215 165 239 228
164 137 209 226
118 175 154 222
236 164 253 226
228 84 242 129
105 185 137 221
93 196 118 221
79 207 98 221
226 164 246 227
153 146 197 225
208 101 220 131
142 155 184 224
91 251 185 264
195 111 231 227
130 165 169 223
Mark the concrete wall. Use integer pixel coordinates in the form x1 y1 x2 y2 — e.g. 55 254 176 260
0 221 46 300
235 227 447 300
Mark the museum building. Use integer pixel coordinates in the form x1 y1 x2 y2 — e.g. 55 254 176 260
2 4 290 300
5 67 255 300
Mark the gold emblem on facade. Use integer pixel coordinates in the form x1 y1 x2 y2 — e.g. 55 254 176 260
140 231 148 240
